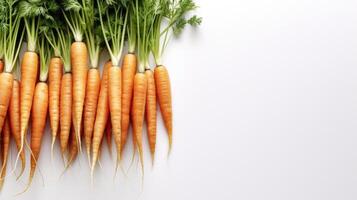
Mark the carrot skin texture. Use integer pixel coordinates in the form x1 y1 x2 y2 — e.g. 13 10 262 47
71 42 88 148
29 83 48 186
145 70 157 160
154 66 173 151
91 62 110 171
106 116 112 155
84 68 100 161
108 66 122 165
0 73 14 133
20 52 39 148
121 54 137 151
9 79 25 176
0 60 3 73
49 57 63 147
132 73 148 171
60 73 72 154
0 117 10 189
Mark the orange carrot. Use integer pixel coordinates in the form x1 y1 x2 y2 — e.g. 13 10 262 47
71 42 88 150
121 54 136 152
91 62 110 175
0 73 14 133
84 68 100 163
49 57 63 154
132 73 148 172
154 66 173 152
60 73 72 155
106 116 112 156
9 79 25 177
27 82 48 188
108 66 122 168
0 117 10 190
0 60 3 73
145 69 157 162
19 52 39 155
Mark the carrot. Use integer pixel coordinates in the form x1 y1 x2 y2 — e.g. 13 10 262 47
0 73 14 133
91 61 110 176
27 82 48 189
0 60 3 73
155 66 173 152
0 117 10 190
71 42 88 150
145 69 157 162
19 52 39 155
121 54 137 152
49 57 63 156
60 73 72 155
84 68 100 163
106 116 112 156
9 79 25 178
132 73 148 173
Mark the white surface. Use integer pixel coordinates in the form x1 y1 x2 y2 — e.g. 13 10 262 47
3 0 357 199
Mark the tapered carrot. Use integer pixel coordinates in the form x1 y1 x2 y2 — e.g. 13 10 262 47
121 54 137 152
145 69 157 162
60 73 72 155
108 66 122 168
154 66 173 152
91 62 110 175
19 52 39 155
0 73 14 133
0 117 10 190
71 42 88 150
84 68 100 163
26 82 48 189
106 116 112 156
9 79 25 177
49 57 63 155
0 60 3 73
132 73 148 173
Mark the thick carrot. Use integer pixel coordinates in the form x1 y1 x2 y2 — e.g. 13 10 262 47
9 79 25 177
27 82 48 188
49 57 63 154
20 52 39 154
154 66 173 152
121 54 136 152
91 62 110 175
108 66 122 168
0 73 14 133
60 73 72 155
145 69 157 162
0 60 3 73
0 117 10 190
132 73 148 173
84 68 100 163
71 42 88 149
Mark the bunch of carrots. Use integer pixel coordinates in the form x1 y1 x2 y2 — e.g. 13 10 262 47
0 0 200 192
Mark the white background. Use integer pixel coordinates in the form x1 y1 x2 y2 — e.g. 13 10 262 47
3 0 357 199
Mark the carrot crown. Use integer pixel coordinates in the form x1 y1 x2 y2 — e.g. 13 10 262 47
0 0 24 73
97 0 128 67
38 34 51 82
150 0 201 66
62 0 86 42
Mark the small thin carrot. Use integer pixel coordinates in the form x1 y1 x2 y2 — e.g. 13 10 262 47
132 73 148 173
91 62 110 176
121 54 137 152
145 69 157 162
9 79 25 178
154 66 173 152
0 117 10 190
71 42 88 150
49 57 63 156
84 68 100 164
60 73 72 155
0 73 14 133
